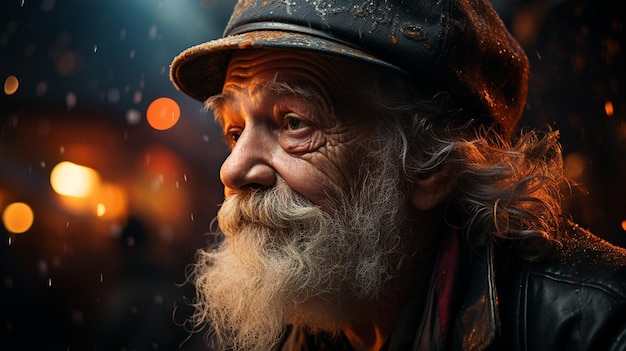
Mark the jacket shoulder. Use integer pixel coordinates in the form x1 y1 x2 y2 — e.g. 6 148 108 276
532 222 626 300
496 222 626 350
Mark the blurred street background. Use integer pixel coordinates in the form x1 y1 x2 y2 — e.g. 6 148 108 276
1 0 624 350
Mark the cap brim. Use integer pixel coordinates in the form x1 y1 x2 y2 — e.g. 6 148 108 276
170 30 402 102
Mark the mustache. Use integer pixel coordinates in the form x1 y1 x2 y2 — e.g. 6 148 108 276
217 187 331 237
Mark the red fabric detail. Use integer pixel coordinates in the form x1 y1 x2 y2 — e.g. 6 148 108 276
435 230 460 346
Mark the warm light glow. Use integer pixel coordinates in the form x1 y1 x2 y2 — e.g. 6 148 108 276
96 203 106 217
147 97 180 130
93 183 127 219
56 179 127 220
50 161 100 198
4 75 19 95
564 152 586 180
622 220 626 232
2 202 34 234
605 101 614 117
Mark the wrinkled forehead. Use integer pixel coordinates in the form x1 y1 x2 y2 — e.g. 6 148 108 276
221 48 376 108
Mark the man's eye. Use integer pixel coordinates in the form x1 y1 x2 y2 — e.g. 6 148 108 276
225 129 242 144
279 113 320 153
285 113 308 131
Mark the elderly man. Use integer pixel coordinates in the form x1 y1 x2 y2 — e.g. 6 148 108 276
170 0 626 350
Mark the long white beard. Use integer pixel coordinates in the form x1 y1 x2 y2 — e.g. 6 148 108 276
190 149 411 351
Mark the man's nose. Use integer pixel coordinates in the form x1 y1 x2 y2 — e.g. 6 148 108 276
219 128 276 194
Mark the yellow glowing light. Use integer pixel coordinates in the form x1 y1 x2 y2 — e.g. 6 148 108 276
50 161 100 198
93 183 127 219
2 202 34 234
147 97 180 130
605 101 614 117
622 220 626 232
4 75 19 95
56 181 127 220
96 203 106 217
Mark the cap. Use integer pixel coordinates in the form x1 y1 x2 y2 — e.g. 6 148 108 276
170 0 529 136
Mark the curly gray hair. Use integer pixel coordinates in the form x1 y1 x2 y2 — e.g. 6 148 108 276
358 71 567 261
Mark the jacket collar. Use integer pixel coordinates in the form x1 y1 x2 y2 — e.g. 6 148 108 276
450 242 501 350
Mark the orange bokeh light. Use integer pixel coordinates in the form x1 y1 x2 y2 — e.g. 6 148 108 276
4 75 19 95
2 202 34 234
146 97 180 130
605 101 614 117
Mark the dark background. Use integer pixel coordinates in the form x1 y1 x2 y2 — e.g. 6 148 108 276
1 0 624 350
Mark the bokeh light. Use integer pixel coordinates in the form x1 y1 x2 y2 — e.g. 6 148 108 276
50 161 100 198
92 183 127 220
55 50 77 75
55 179 128 220
605 101 614 117
96 203 106 217
126 109 142 125
2 202 34 234
146 97 180 130
4 75 19 95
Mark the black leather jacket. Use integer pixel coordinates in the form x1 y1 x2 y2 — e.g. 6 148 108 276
279 222 626 350
449 222 626 350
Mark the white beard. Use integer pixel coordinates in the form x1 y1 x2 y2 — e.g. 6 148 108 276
189 147 413 351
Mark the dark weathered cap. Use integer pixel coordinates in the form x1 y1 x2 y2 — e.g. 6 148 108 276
170 0 529 135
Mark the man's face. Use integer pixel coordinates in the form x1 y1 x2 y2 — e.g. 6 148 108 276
212 48 376 208
193 49 415 350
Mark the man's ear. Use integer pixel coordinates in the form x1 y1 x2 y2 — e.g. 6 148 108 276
411 164 454 211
